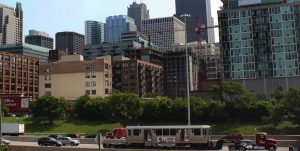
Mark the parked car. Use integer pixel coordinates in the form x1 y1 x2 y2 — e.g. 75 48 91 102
57 137 80 146
1 138 11 145
85 134 96 138
222 133 244 143
38 137 62 147
65 133 81 138
48 134 62 140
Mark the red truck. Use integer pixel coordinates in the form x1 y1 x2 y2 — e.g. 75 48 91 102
228 132 277 151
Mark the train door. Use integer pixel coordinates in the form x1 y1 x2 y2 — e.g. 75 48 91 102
144 129 152 141
180 129 185 141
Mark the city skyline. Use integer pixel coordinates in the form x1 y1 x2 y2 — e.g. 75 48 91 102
2 0 223 42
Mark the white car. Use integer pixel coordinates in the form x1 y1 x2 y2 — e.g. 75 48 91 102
58 137 80 146
1 138 11 145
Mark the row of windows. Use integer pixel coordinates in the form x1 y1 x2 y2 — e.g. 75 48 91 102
127 129 209 136
85 81 96 87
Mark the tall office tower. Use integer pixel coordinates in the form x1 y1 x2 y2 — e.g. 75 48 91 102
175 0 215 43
127 2 150 32
55 32 84 55
106 15 137 43
219 0 300 97
0 2 23 45
25 30 53 49
85 20 106 45
142 16 186 52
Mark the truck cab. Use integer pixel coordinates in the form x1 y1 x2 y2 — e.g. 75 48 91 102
256 132 277 151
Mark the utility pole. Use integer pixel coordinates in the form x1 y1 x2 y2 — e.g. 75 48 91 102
180 13 191 125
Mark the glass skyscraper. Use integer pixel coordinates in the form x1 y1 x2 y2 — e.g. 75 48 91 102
127 2 150 32
106 15 137 43
175 0 215 43
85 21 106 45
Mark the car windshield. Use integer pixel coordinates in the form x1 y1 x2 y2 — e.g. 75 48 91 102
49 138 56 141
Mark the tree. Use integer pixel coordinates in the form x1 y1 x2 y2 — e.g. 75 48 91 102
262 104 285 128
108 92 143 127
30 96 70 125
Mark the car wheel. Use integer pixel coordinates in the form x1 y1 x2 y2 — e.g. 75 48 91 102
71 142 75 146
229 146 236 151
239 147 246 151
269 146 276 151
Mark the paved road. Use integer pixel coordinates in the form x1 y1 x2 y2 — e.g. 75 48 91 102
9 141 293 151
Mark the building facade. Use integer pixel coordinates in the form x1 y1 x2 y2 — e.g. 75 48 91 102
175 0 215 43
0 43 51 63
48 49 68 63
39 55 112 100
112 59 163 97
142 16 186 52
85 20 106 45
219 0 300 97
0 52 39 99
25 30 53 49
0 2 23 45
127 2 150 32
106 15 137 43
124 48 164 66
55 32 84 55
163 44 199 98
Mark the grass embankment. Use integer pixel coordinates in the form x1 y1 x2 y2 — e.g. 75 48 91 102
3 117 300 135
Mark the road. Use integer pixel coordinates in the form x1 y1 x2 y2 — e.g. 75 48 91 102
9 141 293 151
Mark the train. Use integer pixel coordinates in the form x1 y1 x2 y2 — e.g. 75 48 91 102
102 125 224 149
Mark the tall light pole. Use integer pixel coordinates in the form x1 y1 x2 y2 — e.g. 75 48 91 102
180 14 191 125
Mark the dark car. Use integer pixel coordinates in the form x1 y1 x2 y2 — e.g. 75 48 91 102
85 134 96 138
65 133 81 138
38 137 62 147
48 134 62 140
222 133 244 143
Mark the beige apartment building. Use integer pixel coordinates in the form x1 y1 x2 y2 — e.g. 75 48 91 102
39 55 112 100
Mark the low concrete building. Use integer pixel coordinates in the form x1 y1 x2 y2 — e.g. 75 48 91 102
39 55 112 100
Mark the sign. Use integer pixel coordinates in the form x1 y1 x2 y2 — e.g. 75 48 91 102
95 133 104 146
157 137 175 147
1 97 29 113
21 98 29 108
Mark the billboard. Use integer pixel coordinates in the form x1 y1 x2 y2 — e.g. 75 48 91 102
1 97 29 113
239 0 261 6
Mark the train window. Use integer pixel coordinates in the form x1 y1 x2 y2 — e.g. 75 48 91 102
156 129 162 136
194 129 201 136
163 129 169 136
128 130 132 136
203 129 207 135
133 129 140 136
170 129 176 136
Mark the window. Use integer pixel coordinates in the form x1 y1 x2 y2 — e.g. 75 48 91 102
45 83 51 88
194 129 201 136
105 71 109 78
203 129 207 135
133 129 140 136
85 82 90 87
105 89 109 95
91 81 96 87
105 80 109 86
170 129 176 136
85 90 90 95
128 130 132 136
92 90 96 95
156 129 162 136
91 72 96 78
105 63 109 69
163 129 169 136
85 72 90 78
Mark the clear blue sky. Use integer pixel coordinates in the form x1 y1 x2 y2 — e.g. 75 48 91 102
2 0 223 42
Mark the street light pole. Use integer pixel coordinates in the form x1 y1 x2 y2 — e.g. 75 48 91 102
180 14 191 125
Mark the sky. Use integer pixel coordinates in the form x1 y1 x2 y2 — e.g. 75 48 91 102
1 0 223 42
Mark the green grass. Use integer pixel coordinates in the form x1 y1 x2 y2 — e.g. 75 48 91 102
2 117 300 135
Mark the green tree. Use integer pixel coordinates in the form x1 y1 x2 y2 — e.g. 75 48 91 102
211 81 250 102
262 104 285 128
30 96 70 125
108 92 143 127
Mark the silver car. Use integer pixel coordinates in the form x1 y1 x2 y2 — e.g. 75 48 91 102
58 137 80 146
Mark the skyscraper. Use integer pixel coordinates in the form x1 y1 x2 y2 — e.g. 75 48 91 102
56 32 84 55
106 15 137 43
85 20 106 45
0 2 23 45
142 16 186 52
175 0 215 43
127 2 150 32
219 0 300 97
25 30 53 49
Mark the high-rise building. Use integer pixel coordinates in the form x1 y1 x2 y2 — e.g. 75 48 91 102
142 16 186 52
55 32 84 55
85 21 106 45
219 0 300 97
106 15 137 43
0 52 39 99
175 0 215 43
39 55 112 100
25 30 53 49
127 2 150 32
0 2 23 45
